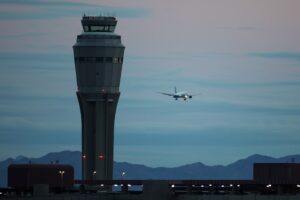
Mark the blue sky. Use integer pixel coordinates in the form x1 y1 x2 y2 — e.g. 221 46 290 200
0 0 300 167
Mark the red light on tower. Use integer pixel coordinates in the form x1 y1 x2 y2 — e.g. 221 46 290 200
98 155 104 160
82 154 86 160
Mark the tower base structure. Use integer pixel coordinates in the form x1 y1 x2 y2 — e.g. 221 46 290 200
77 92 120 181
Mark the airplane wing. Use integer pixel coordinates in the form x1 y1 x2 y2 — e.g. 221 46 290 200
158 92 174 96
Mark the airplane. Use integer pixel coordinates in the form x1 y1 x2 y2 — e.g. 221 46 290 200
159 87 199 101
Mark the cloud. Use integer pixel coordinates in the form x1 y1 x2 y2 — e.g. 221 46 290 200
115 128 300 147
249 52 300 61
0 0 151 20
0 32 46 39
0 52 72 63
0 0 94 6
0 129 80 145
221 26 258 31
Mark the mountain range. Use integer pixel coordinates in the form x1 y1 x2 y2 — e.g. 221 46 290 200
0 151 299 187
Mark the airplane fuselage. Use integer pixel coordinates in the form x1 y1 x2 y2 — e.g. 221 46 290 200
173 91 192 100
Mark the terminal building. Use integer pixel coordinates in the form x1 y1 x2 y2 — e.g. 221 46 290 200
8 164 74 190
253 163 300 184
6 163 300 196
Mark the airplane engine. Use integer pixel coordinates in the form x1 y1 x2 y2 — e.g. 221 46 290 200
189 95 192 99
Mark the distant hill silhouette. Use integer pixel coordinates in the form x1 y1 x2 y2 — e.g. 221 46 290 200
1 151 299 187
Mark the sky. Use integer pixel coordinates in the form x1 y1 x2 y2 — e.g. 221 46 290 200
0 0 300 167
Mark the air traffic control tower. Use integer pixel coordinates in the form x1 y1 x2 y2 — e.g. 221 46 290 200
73 16 125 181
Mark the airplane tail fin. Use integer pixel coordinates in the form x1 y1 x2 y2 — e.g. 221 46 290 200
174 86 177 94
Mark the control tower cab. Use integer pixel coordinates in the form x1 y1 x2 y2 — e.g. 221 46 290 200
73 15 125 181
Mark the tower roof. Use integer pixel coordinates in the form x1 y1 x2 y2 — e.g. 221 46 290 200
81 15 117 32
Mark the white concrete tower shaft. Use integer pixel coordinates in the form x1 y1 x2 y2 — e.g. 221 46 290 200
73 16 125 181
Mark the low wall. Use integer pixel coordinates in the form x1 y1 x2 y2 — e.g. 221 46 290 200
176 194 300 200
